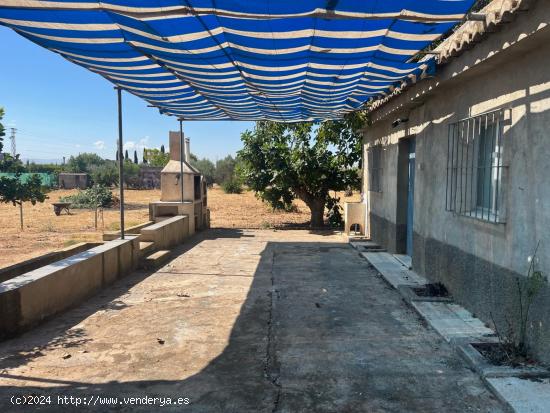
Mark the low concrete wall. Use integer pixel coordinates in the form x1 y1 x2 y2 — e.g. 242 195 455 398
0 242 103 283
102 221 154 241
0 236 139 338
140 215 189 250
149 201 196 235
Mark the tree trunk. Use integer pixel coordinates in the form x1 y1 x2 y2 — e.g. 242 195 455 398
19 202 23 231
307 198 326 229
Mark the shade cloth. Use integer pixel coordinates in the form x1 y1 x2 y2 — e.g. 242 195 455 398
0 1 475 121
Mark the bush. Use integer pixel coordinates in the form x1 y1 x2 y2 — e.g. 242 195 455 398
123 161 140 188
60 185 115 208
221 179 242 194
90 162 118 187
191 157 215 186
215 155 237 184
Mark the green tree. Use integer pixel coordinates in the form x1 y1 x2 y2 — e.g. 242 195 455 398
0 173 47 230
67 153 104 173
123 161 140 188
190 157 215 186
144 148 169 167
142 148 147 164
214 155 237 185
238 113 364 227
133 150 139 164
160 144 165 154
90 161 118 187
0 108 47 228
124 149 129 161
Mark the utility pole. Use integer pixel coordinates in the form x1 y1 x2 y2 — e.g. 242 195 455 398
179 118 184 203
9 128 16 157
116 87 125 240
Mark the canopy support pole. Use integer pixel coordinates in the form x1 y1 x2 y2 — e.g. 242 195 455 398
116 87 125 240
179 118 184 203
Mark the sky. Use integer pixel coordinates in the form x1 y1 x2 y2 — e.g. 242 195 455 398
0 26 254 163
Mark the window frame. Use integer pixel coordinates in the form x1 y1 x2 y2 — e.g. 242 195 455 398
445 109 507 224
367 145 383 193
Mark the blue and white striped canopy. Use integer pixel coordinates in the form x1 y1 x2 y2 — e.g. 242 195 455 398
0 1 475 121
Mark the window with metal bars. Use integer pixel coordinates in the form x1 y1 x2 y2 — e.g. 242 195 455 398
446 109 506 223
367 145 383 192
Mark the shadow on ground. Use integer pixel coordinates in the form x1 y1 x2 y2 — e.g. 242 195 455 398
0 229 504 412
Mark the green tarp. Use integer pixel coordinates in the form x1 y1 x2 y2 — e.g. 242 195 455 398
0 173 56 188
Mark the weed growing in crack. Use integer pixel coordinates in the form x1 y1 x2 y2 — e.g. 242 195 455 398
490 241 547 365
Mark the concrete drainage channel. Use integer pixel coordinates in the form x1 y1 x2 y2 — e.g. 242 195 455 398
351 240 550 413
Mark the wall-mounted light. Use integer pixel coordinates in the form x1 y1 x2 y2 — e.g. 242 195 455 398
392 118 409 128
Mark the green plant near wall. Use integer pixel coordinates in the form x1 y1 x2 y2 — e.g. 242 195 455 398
492 241 547 361
516 242 547 354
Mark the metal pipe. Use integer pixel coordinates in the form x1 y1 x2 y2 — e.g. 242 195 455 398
116 87 125 239
179 118 184 203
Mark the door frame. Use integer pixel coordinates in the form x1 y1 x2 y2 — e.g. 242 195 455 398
406 137 416 257
395 135 416 255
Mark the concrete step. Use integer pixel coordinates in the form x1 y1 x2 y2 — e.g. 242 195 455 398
139 250 171 270
411 301 494 343
361 251 426 288
139 241 156 258
350 241 386 252
362 247 387 252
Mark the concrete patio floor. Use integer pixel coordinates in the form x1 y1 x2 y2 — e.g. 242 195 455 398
0 229 504 412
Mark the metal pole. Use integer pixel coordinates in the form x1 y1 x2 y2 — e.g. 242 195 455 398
116 87 125 239
179 119 184 203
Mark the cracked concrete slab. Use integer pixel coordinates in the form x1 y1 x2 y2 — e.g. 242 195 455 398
0 229 504 412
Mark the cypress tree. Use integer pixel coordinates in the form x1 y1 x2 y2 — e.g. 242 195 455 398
124 149 129 161
133 150 138 164
160 144 165 154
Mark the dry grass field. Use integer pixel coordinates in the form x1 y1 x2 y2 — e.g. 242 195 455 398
0 186 359 268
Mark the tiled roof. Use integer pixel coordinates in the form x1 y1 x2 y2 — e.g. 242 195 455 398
368 0 533 112
436 0 532 63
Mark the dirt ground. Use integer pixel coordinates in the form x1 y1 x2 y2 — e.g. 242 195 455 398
0 186 359 269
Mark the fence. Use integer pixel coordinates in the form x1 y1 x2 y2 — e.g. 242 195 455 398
0 173 57 188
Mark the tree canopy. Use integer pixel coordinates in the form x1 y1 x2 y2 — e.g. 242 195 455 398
67 153 104 173
214 155 239 185
238 113 365 227
143 148 169 167
190 157 215 186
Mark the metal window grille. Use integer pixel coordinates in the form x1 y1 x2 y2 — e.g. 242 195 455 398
445 109 506 223
368 145 383 192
